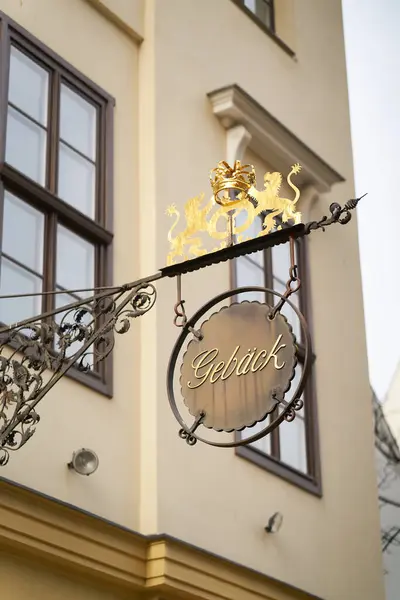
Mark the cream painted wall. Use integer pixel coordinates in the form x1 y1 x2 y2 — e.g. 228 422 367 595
0 0 384 599
149 1 383 599
0 0 143 530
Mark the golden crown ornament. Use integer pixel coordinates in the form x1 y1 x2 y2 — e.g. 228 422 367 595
209 160 256 206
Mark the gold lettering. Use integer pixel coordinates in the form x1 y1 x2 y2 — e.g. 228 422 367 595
259 335 286 371
236 348 257 376
209 361 225 383
220 346 240 380
188 348 219 389
251 349 268 372
187 337 287 388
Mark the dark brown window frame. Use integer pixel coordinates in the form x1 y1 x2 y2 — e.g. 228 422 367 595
0 12 115 397
232 237 322 496
229 0 295 58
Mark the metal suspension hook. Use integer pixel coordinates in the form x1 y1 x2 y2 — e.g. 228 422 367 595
287 236 301 293
174 274 187 327
268 236 301 319
173 275 203 339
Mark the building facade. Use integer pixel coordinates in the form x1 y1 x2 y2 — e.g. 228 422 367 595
0 1 384 599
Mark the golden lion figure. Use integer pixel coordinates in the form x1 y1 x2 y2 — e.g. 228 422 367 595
248 163 302 235
166 194 214 265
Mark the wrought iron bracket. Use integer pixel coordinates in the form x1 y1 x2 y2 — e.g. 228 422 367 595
0 274 160 465
0 196 363 465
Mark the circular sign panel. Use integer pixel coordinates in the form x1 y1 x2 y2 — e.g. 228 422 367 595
180 301 297 432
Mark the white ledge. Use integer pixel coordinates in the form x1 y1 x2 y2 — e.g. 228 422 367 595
208 84 344 193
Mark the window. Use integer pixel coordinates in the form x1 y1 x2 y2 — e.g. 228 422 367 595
234 217 321 495
232 0 275 33
0 15 114 394
244 0 274 31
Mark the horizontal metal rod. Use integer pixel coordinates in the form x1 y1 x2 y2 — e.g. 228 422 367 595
0 284 124 300
0 195 365 333
0 271 164 335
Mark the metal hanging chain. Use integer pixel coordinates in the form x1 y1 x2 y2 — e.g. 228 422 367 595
174 239 300 329
269 236 301 320
174 274 187 327
173 274 203 340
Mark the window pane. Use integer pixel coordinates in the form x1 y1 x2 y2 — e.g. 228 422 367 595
244 0 256 11
249 416 271 454
236 257 265 302
273 279 301 341
236 209 262 238
56 225 94 294
0 257 41 324
58 142 95 218
280 362 306 472
2 192 44 273
247 250 264 267
236 211 264 264
6 106 46 184
9 46 48 125
279 415 307 473
286 363 304 405
54 291 94 369
256 0 273 28
60 85 96 160
272 242 291 282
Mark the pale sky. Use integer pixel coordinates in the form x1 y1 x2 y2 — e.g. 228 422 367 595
342 0 400 401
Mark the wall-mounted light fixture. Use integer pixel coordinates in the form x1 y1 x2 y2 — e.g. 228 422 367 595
265 512 283 534
68 448 99 476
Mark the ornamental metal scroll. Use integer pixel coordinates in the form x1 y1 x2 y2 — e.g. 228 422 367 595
0 279 158 466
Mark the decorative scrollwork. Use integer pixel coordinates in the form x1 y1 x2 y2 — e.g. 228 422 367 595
284 408 296 422
178 411 205 446
178 428 197 446
303 195 366 235
0 282 157 465
283 397 304 423
293 398 304 411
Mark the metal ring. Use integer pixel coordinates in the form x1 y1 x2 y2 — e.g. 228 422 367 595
166 287 312 448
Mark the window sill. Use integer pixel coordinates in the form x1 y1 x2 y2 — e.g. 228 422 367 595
236 444 322 496
230 0 295 58
65 362 112 397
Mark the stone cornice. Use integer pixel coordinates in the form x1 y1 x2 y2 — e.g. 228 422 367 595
208 85 344 193
84 0 144 43
0 478 323 600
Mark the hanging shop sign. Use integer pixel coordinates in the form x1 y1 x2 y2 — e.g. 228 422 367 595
167 286 311 447
162 160 358 447
0 157 363 466
181 302 297 431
